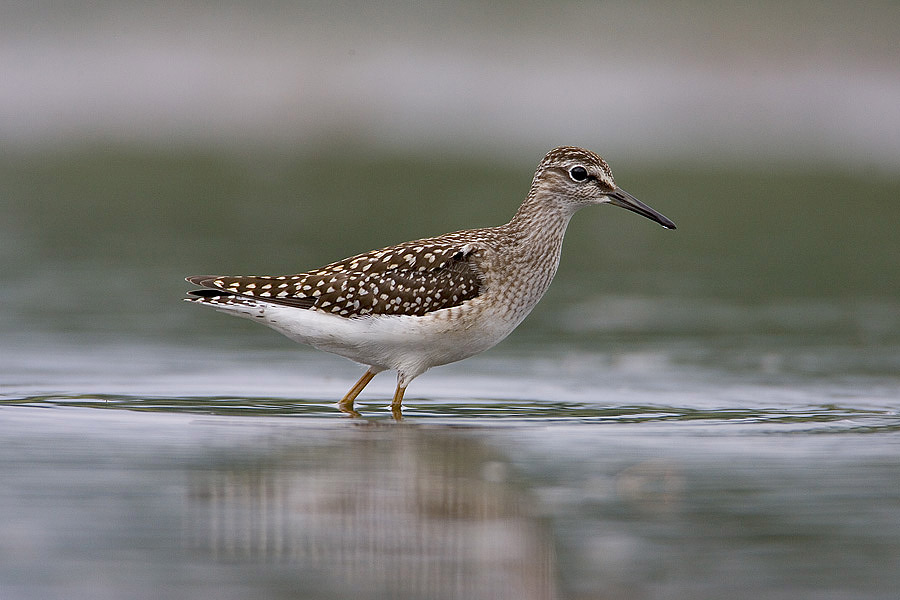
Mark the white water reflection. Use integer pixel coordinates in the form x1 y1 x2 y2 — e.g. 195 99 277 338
186 429 558 600
3 405 900 599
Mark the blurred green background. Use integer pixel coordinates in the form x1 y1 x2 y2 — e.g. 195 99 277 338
1 0 899 344
3 149 899 345
3 5 900 600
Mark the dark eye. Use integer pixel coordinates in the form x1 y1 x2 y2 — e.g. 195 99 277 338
569 166 588 182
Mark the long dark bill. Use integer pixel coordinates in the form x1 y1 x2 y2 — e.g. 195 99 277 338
608 188 676 230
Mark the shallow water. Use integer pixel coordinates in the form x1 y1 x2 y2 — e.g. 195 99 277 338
3 329 900 600
3 150 900 599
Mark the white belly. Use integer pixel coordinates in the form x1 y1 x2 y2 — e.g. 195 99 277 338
211 295 526 379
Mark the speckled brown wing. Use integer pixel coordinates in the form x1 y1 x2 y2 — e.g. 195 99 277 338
186 237 484 317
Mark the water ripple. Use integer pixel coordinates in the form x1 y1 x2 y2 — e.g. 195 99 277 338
3 393 897 433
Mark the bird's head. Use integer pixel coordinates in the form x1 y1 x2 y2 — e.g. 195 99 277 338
531 146 676 229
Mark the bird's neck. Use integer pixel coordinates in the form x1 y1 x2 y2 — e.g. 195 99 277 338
495 189 579 296
477 190 578 326
506 189 578 246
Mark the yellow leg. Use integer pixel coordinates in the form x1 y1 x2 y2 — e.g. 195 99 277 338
338 369 377 417
390 383 407 421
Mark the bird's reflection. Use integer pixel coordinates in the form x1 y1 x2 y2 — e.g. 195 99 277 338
186 426 559 600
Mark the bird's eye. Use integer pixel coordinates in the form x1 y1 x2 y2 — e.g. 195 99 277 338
569 166 588 182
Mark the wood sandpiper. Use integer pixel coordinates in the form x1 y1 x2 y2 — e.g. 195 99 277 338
186 146 675 417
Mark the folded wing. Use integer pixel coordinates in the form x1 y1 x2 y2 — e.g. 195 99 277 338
186 239 484 318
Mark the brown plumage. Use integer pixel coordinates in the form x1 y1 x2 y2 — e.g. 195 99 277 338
187 237 482 317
